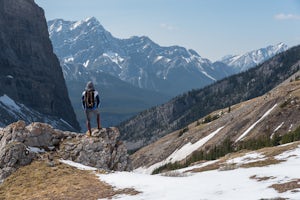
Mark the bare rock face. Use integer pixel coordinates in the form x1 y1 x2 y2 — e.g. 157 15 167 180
0 121 131 181
0 0 79 131
59 128 130 171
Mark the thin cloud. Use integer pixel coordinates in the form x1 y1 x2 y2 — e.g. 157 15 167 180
274 13 300 20
160 23 178 31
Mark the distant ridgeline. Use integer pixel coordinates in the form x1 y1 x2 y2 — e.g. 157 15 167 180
118 45 300 151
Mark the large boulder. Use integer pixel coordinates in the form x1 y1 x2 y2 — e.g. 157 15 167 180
59 127 130 171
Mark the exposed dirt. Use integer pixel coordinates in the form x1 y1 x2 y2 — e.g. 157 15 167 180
270 179 300 193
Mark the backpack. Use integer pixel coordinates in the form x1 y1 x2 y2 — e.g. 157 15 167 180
84 90 95 109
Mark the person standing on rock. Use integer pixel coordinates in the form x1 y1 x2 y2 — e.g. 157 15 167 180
82 81 101 136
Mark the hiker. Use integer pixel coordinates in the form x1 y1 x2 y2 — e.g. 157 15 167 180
82 81 101 136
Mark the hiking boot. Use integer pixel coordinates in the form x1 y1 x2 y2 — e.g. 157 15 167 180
86 131 91 137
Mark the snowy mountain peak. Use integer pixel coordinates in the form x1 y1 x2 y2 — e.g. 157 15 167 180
70 16 101 30
48 17 104 37
220 43 288 72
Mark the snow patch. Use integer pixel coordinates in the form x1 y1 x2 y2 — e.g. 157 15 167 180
136 126 224 174
83 60 90 68
27 146 46 153
56 25 62 32
102 52 124 65
289 124 293 132
71 20 84 30
236 104 277 142
0 94 21 110
154 56 163 63
64 57 74 63
60 160 97 171
271 122 284 139
275 145 300 160
201 71 216 81
226 152 265 165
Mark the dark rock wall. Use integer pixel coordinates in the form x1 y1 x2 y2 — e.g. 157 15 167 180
0 0 79 130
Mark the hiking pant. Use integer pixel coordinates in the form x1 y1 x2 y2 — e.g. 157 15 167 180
85 108 100 122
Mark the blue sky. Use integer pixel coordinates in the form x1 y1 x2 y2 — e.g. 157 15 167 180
35 0 300 61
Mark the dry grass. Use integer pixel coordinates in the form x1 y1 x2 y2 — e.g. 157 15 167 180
250 175 276 182
241 158 283 168
270 179 300 193
189 161 221 173
0 160 139 200
161 171 188 177
258 142 300 158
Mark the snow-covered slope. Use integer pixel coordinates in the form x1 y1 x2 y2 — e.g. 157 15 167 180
220 43 288 72
60 141 300 200
48 17 232 96
98 143 300 200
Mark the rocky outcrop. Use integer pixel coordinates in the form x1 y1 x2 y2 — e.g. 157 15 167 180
0 0 79 131
59 127 130 171
0 121 131 181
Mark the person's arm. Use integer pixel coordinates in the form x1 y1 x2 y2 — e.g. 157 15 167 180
82 92 86 109
96 94 100 108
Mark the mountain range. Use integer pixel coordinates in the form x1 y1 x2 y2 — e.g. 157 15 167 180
119 45 300 151
47 17 288 129
48 17 288 96
132 69 300 173
48 17 230 96
220 42 288 72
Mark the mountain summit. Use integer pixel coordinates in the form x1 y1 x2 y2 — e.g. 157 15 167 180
220 42 288 72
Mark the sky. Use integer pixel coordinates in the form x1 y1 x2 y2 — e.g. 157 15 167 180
35 0 300 61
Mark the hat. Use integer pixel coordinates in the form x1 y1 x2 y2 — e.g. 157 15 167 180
85 81 95 91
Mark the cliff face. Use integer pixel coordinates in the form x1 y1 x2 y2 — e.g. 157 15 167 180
0 0 79 130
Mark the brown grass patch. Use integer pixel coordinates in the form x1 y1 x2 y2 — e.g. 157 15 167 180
270 179 300 193
241 158 283 168
188 161 220 173
258 142 300 158
0 160 139 200
250 175 276 182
